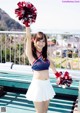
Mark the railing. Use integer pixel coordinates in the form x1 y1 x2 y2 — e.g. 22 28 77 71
0 31 80 70
0 31 27 65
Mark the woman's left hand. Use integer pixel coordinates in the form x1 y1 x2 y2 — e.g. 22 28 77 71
56 77 62 85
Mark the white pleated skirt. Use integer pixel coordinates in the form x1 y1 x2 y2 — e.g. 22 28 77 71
25 78 56 102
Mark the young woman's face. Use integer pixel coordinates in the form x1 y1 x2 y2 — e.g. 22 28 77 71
34 35 46 51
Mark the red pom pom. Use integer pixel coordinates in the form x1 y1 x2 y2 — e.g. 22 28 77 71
56 71 73 88
64 71 69 79
55 72 62 78
15 1 37 27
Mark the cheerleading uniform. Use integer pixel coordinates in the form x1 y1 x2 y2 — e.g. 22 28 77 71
25 55 56 102
31 56 50 71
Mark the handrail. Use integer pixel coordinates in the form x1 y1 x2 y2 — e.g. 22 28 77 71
0 31 80 68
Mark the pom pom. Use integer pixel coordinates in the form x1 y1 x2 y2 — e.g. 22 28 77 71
55 71 62 78
56 71 73 88
15 1 37 27
62 85 66 88
64 71 70 79
63 71 72 87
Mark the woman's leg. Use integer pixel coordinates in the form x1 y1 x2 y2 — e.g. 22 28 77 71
33 100 50 113
33 101 44 113
43 100 50 113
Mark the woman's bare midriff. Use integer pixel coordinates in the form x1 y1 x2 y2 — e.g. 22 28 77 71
33 70 49 80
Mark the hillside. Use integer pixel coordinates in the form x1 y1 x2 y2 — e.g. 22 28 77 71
0 8 24 31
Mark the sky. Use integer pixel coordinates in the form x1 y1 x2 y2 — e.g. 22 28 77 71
0 0 80 33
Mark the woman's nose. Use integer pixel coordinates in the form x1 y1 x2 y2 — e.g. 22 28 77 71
40 41 44 45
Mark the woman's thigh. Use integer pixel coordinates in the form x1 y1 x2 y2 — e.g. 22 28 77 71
33 101 44 113
33 100 50 113
43 100 50 111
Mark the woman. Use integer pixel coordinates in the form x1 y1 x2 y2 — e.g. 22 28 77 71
25 27 61 113
15 2 72 112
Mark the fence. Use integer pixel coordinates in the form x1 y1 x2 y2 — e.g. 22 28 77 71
0 31 80 70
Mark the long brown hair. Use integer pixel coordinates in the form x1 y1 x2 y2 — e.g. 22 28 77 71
31 32 47 60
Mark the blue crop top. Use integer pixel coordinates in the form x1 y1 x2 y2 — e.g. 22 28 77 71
31 56 50 71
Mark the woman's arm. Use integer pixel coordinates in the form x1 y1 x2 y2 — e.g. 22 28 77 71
48 56 61 78
25 27 34 64
48 56 57 73
48 56 61 85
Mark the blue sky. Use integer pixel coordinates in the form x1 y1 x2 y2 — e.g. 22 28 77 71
0 0 80 32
